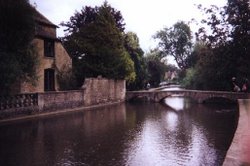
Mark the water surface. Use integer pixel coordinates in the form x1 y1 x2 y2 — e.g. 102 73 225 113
0 97 238 166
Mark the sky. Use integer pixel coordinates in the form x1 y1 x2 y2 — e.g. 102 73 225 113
30 0 227 52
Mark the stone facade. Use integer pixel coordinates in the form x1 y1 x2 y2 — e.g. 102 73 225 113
83 78 126 106
15 8 72 94
19 39 72 93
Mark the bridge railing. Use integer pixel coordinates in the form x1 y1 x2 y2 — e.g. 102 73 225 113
126 89 250 102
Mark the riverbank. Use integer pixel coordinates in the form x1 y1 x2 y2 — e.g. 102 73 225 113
223 99 250 166
0 78 125 121
0 101 124 126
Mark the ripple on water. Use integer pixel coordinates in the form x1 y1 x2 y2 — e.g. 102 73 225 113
0 98 238 166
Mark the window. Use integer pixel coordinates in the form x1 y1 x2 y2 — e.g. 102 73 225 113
44 69 55 91
44 40 55 57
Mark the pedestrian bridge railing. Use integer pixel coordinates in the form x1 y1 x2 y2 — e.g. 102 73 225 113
126 90 250 103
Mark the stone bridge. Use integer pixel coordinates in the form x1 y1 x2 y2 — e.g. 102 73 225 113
126 90 250 103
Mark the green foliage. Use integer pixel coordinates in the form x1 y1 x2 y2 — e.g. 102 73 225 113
184 0 250 91
195 46 234 90
195 4 230 47
182 43 235 90
181 68 197 89
145 50 167 87
57 65 77 90
0 0 37 95
227 0 250 78
154 21 192 69
184 42 205 69
124 32 147 90
61 2 135 86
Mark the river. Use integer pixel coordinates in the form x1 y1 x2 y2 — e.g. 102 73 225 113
0 97 238 166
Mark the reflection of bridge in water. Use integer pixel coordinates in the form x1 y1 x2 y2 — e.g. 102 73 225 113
126 90 250 103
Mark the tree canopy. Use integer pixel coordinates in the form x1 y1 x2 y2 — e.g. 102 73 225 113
145 49 167 87
154 21 192 70
184 0 250 91
124 32 147 90
0 0 37 95
61 2 135 86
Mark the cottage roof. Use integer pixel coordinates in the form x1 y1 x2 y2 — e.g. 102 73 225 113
32 7 58 28
31 7 60 40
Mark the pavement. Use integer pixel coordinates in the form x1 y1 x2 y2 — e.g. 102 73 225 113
223 99 250 166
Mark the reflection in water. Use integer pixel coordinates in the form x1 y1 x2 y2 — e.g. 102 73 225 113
0 98 238 166
165 111 178 131
164 97 185 111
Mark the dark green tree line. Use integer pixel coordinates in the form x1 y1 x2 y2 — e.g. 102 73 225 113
0 0 37 95
124 32 148 90
145 49 167 87
190 0 250 90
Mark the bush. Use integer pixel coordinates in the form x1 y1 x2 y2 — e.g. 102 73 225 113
57 66 77 90
181 68 197 89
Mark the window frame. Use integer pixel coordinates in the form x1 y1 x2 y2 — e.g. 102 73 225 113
44 39 55 57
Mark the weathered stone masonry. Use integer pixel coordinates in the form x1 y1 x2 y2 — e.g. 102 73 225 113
0 78 125 120
83 78 125 106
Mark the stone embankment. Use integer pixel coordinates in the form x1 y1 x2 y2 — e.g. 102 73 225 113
223 99 250 166
0 78 125 122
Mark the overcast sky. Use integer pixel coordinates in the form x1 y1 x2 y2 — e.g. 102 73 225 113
30 0 227 52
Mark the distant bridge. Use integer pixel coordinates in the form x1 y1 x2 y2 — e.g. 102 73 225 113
126 90 250 103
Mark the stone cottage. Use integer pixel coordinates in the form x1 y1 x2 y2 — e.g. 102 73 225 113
14 8 72 93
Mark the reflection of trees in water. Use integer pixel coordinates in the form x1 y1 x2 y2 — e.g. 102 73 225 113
125 102 197 164
0 100 239 166
82 103 126 136
179 100 239 162
0 103 128 166
126 99 238 165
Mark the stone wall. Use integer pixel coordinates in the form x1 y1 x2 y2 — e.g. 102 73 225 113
83 78 125 106
55 42 72 71
0 78 126 120
223 99 250 165
0 91 83 120
38 90 84 112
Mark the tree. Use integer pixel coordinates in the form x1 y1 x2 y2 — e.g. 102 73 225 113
0 0 37 95
190 45 234 90
61 2 135 86
195 4 231 47
62 2 125 36
193 0 250 90
184 42 204 69
226 0 250 78
124 32 147 90
154 21 192 69
145 49 167 87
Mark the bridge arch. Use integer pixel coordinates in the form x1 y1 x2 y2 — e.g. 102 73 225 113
157 95 198 103
127 94 153 102
126 91 156 102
